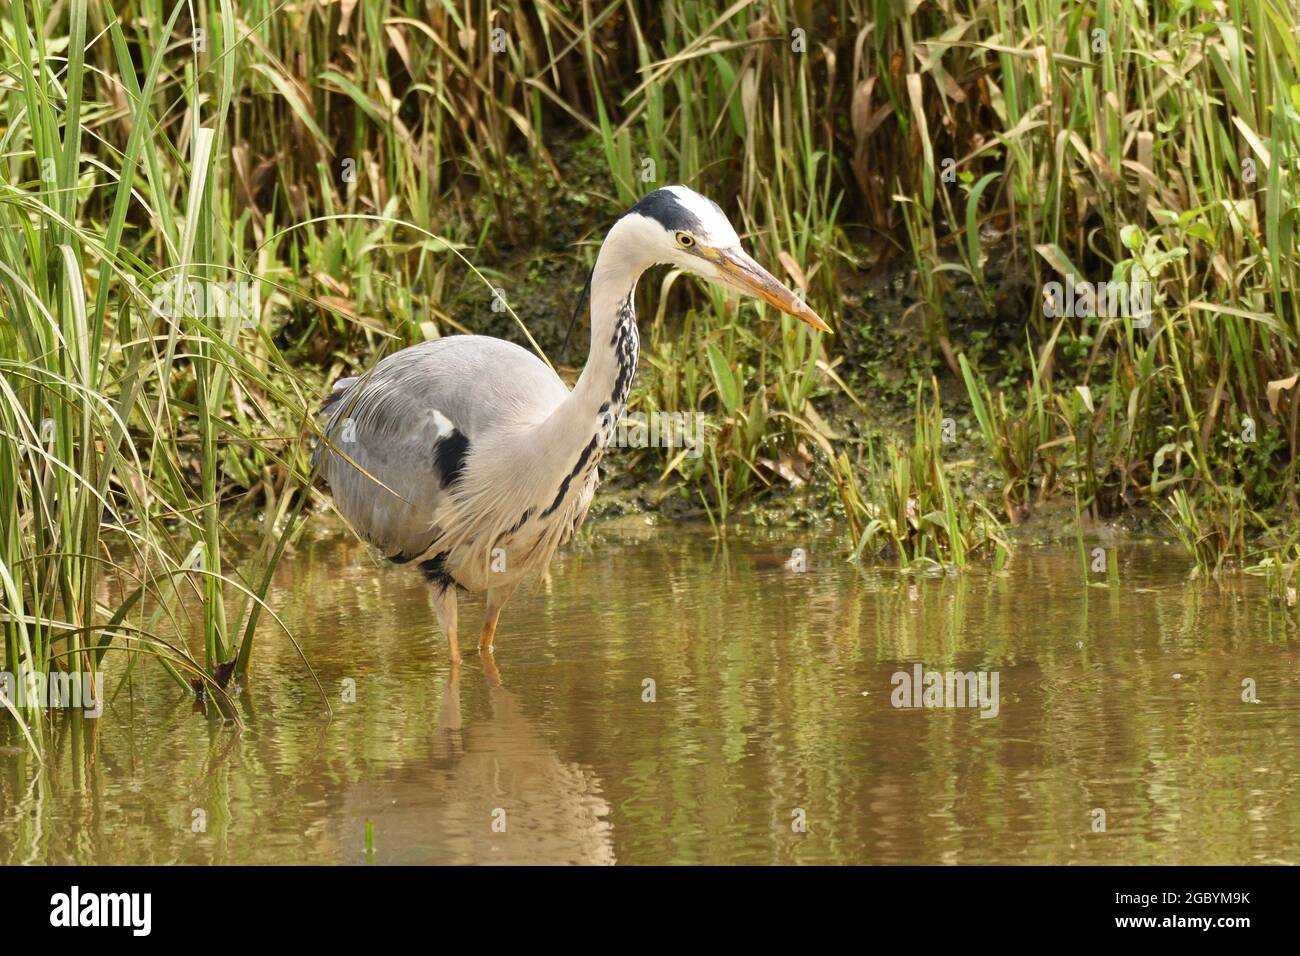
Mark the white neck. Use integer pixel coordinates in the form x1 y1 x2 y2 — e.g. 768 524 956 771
528 215 660 473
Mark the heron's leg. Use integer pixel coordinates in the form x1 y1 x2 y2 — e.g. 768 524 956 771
432 585 460 663
478 581 518 655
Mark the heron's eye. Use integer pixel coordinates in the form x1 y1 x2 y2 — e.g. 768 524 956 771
675 231 696 249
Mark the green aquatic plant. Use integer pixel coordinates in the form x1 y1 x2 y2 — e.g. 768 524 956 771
1158 486 1261 576
958 348 1058 520
843 382 1011 570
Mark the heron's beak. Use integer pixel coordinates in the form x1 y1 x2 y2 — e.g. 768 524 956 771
711 246 831 333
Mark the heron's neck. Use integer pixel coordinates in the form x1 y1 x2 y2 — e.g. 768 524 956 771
571 247 644 421
531 218 652 466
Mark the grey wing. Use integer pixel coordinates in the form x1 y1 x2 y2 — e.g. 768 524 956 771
315 335 568 561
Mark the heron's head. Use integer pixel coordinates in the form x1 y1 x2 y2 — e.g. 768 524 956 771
621 185 830 332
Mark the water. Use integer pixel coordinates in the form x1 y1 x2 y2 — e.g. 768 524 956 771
2 519 1298 865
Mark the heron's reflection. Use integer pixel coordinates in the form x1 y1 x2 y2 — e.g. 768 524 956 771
337 657 615 865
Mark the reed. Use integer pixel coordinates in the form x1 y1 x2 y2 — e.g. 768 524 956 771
0 0 316 747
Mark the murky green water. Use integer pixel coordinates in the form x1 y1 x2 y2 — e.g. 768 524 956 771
3 520 1298 864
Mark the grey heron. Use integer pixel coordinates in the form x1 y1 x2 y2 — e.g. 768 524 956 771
315 185 827 664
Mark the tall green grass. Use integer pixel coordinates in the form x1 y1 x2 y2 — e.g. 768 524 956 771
1 0 318 750
872 0 1299 562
